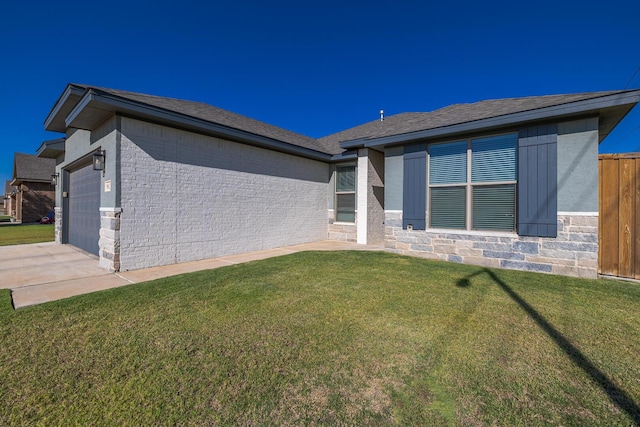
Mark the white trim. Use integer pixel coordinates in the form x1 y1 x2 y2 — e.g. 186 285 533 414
357 152 368 244
384 210 403 214
413 227 517 238
99 207 123 213
557 211 598 216
333 222 356 226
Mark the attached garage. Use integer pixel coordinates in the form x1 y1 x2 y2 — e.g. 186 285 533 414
67 162 101 255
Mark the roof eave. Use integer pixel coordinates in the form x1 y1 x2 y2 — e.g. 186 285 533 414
44 84 86 133
36 138 66 159
65 90 333 162
340 90 640 149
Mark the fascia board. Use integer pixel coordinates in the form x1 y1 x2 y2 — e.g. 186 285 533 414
66 91 333 162
43 85 86 131
36 138 66 158
343 90 640 149
330 151 358 161
65 89 98 127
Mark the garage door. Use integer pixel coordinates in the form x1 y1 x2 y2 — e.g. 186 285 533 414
68 163 101 255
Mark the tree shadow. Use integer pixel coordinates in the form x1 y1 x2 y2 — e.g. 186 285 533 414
456 268 640 424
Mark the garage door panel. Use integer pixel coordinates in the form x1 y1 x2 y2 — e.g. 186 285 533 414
68 163 100 255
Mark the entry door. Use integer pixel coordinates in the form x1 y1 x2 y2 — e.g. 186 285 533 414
68 163 101 255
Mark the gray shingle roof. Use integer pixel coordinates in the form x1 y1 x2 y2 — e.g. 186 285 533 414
13 153 55 183
75 85 342 155
318 90 634 147
63 85 636 157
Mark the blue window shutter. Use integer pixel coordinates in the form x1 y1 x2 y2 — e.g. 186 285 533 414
403 144 427 230
517 125 557 237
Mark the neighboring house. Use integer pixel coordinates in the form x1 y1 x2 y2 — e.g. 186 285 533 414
41 84 640 277
3 181 18 216
10 153 55 223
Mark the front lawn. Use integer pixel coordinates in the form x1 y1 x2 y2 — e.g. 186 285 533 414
1 251 639 425
0 223 54 246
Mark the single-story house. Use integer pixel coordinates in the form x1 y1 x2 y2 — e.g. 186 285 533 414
9 153 55 223
40 84 640 278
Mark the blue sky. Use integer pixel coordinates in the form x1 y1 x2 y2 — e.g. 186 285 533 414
2 0 640 187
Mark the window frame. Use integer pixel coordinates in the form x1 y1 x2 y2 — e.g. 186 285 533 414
427 132 518 232
334 163 357 223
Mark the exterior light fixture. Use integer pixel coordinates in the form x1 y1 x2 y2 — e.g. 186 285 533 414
51 173 59 186
93 149 105 175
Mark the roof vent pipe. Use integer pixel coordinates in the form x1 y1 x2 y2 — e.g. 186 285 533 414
380 109 384 122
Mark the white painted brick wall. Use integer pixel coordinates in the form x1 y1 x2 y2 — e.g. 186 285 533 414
118 118 329 271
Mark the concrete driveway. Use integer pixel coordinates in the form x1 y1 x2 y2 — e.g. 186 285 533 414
2 241 383 309
1 242 130 308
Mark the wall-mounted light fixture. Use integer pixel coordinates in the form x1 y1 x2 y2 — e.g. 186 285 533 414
93 149 105 176
51 173 59 186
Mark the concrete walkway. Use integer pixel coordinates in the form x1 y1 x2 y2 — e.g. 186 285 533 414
3 241 383 309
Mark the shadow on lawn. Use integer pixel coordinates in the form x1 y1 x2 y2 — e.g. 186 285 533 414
457 268 640 425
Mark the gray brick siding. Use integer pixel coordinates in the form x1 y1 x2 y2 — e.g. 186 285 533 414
118 118 329 271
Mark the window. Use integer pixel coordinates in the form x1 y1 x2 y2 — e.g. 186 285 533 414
335 164 356 222
428 133 517 231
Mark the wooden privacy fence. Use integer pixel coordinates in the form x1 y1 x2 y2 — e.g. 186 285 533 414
599 153 640 279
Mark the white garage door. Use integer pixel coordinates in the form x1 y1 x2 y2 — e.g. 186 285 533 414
68 163 101 255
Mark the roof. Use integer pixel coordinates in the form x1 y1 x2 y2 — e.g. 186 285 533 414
320 90 640 149
12 153 55 184
46 84 339 159
45 85 640 160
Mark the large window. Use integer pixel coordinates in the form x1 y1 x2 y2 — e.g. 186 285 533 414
428 133 517 231
335 164 356 222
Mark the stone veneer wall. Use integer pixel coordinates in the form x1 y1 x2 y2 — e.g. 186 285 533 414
99 207 121 271
327 209 357 242
385 211 598 278
54 207 62 244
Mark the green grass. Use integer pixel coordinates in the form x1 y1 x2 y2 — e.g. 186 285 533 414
0 223 54 245
1 251 639 426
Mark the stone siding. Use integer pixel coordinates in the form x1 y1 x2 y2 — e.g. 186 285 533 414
54 207 62 244
99 208 121 271
385 211 598 278
327 209 357 242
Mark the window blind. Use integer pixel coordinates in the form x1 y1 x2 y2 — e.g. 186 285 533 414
430 187 466 229
429 141 467 184
336 194 355 222
471 134 517 182
472 185 516 231
336 165 356 192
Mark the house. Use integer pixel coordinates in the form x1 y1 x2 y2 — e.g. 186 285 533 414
9 153 55 223
2 181 17 216
41 84 640 277
3 181 18 216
